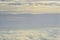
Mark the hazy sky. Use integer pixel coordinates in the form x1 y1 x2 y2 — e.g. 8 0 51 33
29 0 60 1
0 0 60 29
0 0 60 2
28 0 60 1
0 13 60 29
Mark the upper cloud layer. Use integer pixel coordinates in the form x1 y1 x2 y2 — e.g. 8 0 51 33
0 1 60 14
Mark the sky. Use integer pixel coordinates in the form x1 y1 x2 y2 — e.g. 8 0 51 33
0 0 60 1
0 0 60 29
0 14 60 29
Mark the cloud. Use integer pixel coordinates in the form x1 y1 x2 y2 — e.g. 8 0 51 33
0 1 60 14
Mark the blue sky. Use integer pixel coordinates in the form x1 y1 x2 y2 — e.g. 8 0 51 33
0 13 60 29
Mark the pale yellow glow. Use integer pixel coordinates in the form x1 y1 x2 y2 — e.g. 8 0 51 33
0 1 60 14
31 6 60 14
